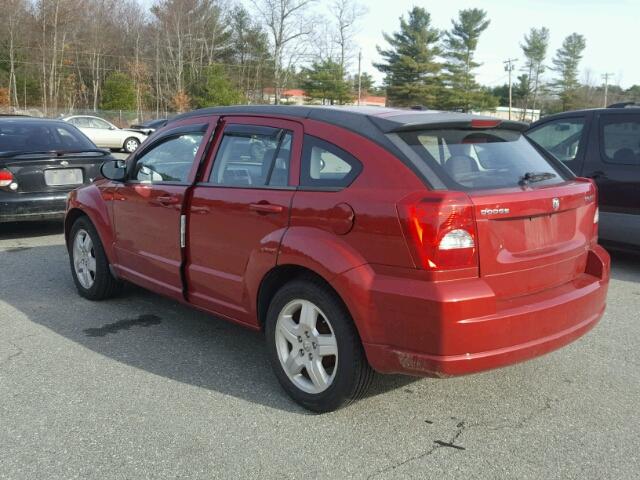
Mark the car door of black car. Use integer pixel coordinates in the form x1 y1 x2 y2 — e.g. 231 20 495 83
583 111 640 247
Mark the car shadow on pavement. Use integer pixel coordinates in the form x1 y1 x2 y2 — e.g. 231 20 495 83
0 220 64 240
0 242 417 414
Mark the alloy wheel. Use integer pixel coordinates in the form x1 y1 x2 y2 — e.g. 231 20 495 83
73 229 96 289
274 299 339 394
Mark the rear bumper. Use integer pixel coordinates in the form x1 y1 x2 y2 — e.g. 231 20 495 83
0 191 68 223
341 245 610 377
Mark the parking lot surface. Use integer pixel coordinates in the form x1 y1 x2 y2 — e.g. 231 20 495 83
1 222 639 479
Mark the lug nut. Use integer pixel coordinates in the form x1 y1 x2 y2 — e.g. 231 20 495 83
299 349 304 356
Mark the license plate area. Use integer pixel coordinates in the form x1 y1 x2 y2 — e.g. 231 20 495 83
44 168 83 186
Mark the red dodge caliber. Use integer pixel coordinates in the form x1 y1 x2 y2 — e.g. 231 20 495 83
65 106 610 412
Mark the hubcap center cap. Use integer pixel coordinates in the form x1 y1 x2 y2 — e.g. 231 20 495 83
302 340 313 352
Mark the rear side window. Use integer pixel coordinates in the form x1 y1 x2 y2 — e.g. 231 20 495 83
300 135 362 188
526 117 585 164
398 129 566 191
600 114 640 165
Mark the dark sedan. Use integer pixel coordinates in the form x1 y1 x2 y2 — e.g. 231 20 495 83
0 117 113 223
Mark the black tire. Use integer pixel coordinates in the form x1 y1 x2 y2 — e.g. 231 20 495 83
265 277 374 412
68 216 121 300
123 137 140 153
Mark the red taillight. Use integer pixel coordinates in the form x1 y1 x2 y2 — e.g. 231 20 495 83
397 192 478 271
0 169 14 188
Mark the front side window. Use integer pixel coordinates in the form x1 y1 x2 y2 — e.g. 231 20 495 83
209 126 292 187
399 128 566 191
134 133 204 183
526 117 585 164
601 114 640 165
300 136 362 188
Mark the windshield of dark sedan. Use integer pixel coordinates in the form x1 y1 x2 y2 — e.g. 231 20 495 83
397 128 567 190
0 120 96 153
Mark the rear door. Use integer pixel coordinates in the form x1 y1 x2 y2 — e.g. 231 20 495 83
111 119 212 300
186 117 301 325
583 111 640 246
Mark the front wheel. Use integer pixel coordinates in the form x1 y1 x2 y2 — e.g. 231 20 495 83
265 278 373 412
123 137 140 153
69 217 121 300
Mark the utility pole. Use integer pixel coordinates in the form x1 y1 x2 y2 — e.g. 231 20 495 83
602 73 614 108
504 58 517 120
357 50 362 106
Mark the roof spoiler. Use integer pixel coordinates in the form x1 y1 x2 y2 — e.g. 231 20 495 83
385 118 529 133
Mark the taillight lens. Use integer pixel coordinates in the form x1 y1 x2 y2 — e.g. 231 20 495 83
0 169 14 188
397 192 478 271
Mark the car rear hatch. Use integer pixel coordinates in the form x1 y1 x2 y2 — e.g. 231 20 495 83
468 180 596 298
0 151 108 194
391 118 598 298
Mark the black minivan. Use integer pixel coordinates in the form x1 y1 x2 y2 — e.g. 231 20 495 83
527 103 640 249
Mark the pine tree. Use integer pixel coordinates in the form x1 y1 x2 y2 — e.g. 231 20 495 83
190 65 245 108
374 7 442 108
300 59 353 105
442 8 494 111
551 33 586 111
521 27 549 114
100 72 136 111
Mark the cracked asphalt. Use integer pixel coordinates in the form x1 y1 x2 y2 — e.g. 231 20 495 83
1 221 639 479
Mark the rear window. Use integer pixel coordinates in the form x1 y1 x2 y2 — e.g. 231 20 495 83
0 121 95 153
398 129 566 190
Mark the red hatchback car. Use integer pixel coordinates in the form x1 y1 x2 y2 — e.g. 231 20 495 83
65 106 610 412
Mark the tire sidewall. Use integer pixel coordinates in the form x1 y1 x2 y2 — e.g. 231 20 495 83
265 279 362 412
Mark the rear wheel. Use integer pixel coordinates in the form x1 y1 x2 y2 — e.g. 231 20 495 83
123 137 140 153
265 277 373 412
69 217 120 300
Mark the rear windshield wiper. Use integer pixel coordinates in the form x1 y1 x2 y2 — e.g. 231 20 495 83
519 171 556 185
0 148 109 158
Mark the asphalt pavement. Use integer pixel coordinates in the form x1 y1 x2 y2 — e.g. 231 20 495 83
0 221 639 479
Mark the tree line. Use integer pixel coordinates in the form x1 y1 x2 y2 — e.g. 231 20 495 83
0 0 638 119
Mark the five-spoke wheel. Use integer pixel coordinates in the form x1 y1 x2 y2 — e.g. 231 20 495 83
266 277 373 412
275 299 339 394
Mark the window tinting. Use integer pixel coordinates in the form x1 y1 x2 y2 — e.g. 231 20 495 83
134 133 203 183
0 121 96 152
209 127 292 187
398 129 565 191
526 117 585 163
601 114 640 165
300 135 362 188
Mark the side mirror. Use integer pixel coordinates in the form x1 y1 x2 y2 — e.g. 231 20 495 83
101 159 127 181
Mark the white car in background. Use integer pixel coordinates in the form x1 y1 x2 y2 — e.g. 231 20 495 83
62 115 148 153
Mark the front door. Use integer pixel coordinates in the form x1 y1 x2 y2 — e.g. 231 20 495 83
111 121 211 299
186 117 301 325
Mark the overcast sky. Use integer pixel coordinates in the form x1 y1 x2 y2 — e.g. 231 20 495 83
352 0 637 88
